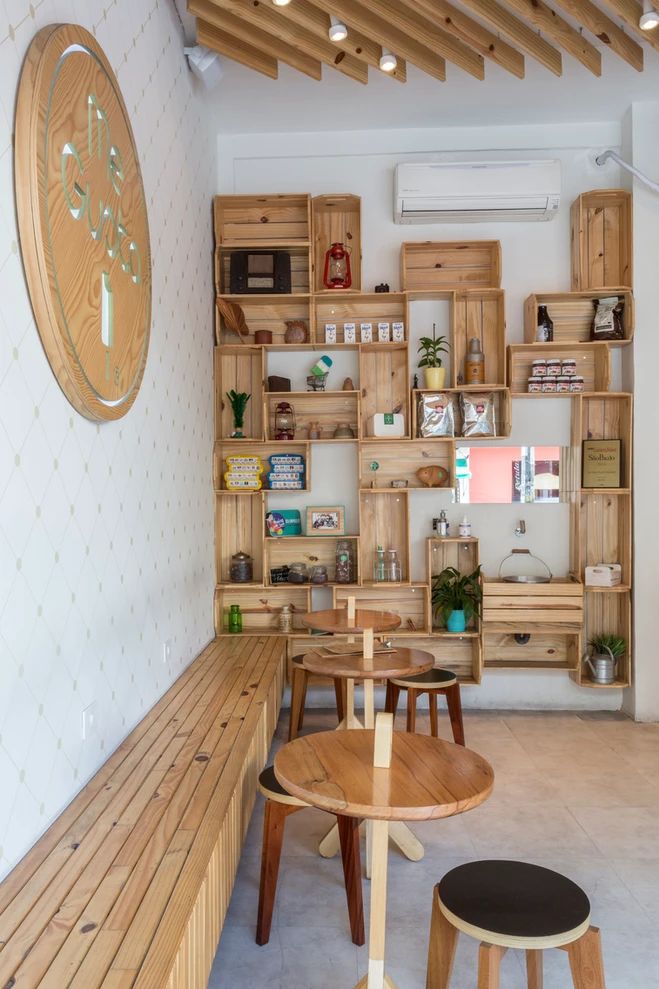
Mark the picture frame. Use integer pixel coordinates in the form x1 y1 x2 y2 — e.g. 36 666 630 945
306 505 345 535
582 439 621 488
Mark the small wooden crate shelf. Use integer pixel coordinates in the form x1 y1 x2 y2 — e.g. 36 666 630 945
333 584 429 635
312 194 362 293
571 189 632 290
412 388 512 440
216 249 310 296
507 343 610 396
392 635 481 684
314 292 406 345
524 290 634 346
214 194 311 247
427 537 481 634
264 535 359 586
484 631 581 673
359 489 410 582
482 578 584 632
214 441 311 492
577 392 633 489
264 391 360 442
575 492 632 587
214 585 310 636
574 590 631 687
451 289 506 386
216 295 312 347
359 440 453 490
360 343 410 438
215 493 264 585
215 346 264 440
401 241 501 292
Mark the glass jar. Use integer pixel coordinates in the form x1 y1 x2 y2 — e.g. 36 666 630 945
310 565 328 584
556 375 571 393
531 358 547 377
229 551 253 583
228 604 243 634
287 562 308 584
384 549 402 582
541 376 557 393
546 357 562 376
570 376 585 393
335 540 353 584
561 358 577 377
527 376 543 394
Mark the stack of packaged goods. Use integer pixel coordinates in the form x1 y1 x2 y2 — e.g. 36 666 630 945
267 453 305 490
224 455 264 491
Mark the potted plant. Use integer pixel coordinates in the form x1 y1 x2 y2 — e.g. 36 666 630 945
226 390 251 438
585 634 626 685
417 323 450 389
431 565 482 634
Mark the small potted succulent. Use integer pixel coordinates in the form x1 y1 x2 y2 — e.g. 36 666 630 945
585 634 626 685
431 565 482 634
417 323 450 389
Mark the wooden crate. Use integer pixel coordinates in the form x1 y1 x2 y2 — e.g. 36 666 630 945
579 393 632 489
401 241 501 291
215 493 264 585
484 631 581 672
333 584 429 634
507 343 610 395
576 589 632 687
524 290 634 346
216 295 311 346
571 189 632 290
389 635 481 684
213 194 311 247
215 346 264 440
576 492 632 587
312 194 362 292
359 490 410 583
314 292 406 345
412 388 512 439
360 343 410 438
264 535 359 586
264 390 360 442
427 537 479 578
214 585 310 635
214 441 311 492
451 289 506 386
216 246 310 296
482 578 584 632
359 439 453 490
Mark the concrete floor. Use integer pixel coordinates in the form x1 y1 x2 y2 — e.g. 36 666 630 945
209 707 659 988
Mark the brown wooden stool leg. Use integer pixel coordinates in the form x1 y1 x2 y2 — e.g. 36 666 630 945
566 927 606 989
478 943 506 989
337 814 365 947
385 682 401 720
256 801 302 945
426 886 458 989
288 667 307 741
334 677 346 725
444 682 465 746
429 691 439 737
526 949 543 989
406 689 417 733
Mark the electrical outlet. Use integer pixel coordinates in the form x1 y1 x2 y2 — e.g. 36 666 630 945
81 702 98 741
163 640 172 664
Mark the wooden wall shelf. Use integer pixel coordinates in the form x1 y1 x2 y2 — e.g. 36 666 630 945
264 390 360 442
412 388 512 440
333 584 429 635
571 189 632 291
524 289 634 346
401 241 501 292
215 346 264 441
508 342 611 395
359 490 410 583
360 344 410 438
359 439 453 490
214 585 310 635
264 535 360 586
314 292 405 345
213 441 311 492
451 289 506 386
312 194 362 293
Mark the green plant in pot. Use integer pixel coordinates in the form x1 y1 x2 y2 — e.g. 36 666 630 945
432 565 482 634
586 634 625 685
226 390 251 438
418 323 450 390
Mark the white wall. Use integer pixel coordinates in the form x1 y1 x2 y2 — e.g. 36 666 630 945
0 1 216 878
218 122 629 711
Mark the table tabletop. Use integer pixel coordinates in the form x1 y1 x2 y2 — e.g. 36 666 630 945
300 607 402 634
301 646 434 681
274 729 494 822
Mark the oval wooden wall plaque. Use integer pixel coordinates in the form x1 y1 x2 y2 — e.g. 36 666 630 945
15 24 152 421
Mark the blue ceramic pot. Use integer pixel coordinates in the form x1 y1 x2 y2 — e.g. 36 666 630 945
447 609 466 633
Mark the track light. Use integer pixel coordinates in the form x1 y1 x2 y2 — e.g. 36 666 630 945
379 48 397 72
272 0 291 6
640 0 659 29
328 16 348 42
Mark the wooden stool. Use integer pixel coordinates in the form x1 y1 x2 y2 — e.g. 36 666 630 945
427 860 606 989
288 653 346 741
386 669 465 746
256 765 364 947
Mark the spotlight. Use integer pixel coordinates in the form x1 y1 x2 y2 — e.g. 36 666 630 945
379 48 397 72
272 0 291 6
328 16 348 42
640 0 659 29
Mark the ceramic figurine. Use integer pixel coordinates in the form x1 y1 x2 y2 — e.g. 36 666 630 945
343 377 355 391
284 320 308 344
416 465 449 488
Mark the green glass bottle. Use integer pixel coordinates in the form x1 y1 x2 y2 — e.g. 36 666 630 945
228 604 243 633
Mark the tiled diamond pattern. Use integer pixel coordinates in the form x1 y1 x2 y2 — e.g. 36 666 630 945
0 0 216 878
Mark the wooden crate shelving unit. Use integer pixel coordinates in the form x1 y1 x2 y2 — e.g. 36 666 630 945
524 289 634 347
359 489 411 584
507 342 611 396
360 343 410 439
571 189 632 291
264 535 360 586
215 346 264 440
312 194 362 293
314 292 405 346
401 241 501 292
359 439 453 490
333 584 429 635
264 390 361 442
412 387 512 440
214 585 311 635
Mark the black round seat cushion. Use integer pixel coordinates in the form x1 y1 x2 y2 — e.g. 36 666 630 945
439 860 591 940
258 764 291 800
392 668 456 688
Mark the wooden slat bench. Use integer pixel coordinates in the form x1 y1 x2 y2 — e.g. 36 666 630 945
0 635 286 989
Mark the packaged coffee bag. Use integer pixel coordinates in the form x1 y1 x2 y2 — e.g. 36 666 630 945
460 392 496 437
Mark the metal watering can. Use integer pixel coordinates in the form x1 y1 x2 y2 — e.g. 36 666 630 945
585 645 618 685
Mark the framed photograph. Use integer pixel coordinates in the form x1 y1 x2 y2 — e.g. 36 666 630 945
306 505 345 535
582 439 621 488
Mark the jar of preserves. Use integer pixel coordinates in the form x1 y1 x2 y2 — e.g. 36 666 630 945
546 357 562 376
527 376 543 394
556 375 571 393
541 376 557 393
531 358 547 377
561 358 577 377
570 376 585 393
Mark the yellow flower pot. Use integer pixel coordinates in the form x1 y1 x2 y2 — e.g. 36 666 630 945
423 367 446 390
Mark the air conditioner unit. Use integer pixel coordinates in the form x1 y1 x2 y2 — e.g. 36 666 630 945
394 160 561 223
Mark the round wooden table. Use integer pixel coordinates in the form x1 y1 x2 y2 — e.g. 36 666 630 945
275 725 494 989
300 607 402 635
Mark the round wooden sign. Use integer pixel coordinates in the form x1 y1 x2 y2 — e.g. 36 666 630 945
15 24 152 421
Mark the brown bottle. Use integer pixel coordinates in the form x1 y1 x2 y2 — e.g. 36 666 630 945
464 337 485 384
536 305 554 342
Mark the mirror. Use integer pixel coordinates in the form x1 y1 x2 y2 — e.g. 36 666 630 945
455 446 564 504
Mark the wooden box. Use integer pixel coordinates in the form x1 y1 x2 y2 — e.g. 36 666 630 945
578 393 632 488
524 290 634 346
359 440 453 490
216 296 311 347
576 590 631 687
215 493 264 585
333 584 429 634
359 490 410 583
216 248 310 296
427 537 479 579
390 635 481 684
576 492 632 587
312 194 362 293
314 292 405 345
412 388 512 440
213 194 311 247
401 241 501 292
214 441 311 492
215 346 264 440
214 585 310 636
484 631 581 672
482 578 584 632
360 343 409 439
264 535 359 586
451 289 506 386
264 391 360 442
507 343 611 396
571 189 632 290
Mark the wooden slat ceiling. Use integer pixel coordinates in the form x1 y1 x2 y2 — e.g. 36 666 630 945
190 0 659 82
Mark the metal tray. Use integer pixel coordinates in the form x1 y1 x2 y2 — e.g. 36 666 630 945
501 575 551 584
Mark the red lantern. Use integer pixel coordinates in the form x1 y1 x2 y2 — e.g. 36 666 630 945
323 242 352 290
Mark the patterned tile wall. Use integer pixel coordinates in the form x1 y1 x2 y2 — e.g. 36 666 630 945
0 0 216 878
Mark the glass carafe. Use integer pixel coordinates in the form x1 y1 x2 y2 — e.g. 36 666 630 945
385 549 402 582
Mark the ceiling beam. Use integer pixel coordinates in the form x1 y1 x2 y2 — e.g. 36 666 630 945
408 0 525 78
350 0 485 79
191 0 322 80
265 0 407 82
551 0 643 69
459 0 562 75
196 20 278 77
308 0 446 81
500 0 602 74
599 0 659 53
204 0 369 84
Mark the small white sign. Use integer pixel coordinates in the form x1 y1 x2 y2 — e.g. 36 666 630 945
360 322 373 343
343 322 356 343
324 323 337 344
378 322 391 343
392 321 405 342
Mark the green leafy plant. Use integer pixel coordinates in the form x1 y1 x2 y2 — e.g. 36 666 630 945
417 323 450 369
431 566 482 626
588 634 626 657
226 390 251 429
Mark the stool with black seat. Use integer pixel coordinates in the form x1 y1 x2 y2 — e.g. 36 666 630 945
385 668 465 745
255 765 364 947
426 860 607 989
288 653 346 741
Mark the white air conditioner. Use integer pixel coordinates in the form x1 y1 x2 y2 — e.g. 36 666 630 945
394 160 561 223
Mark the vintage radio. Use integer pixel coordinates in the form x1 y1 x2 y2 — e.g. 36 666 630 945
229 250 291 294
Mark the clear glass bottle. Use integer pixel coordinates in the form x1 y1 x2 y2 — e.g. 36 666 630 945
373 545 386 582
335 540 353 584
385 549 401 582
